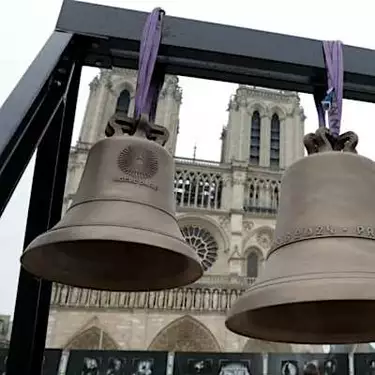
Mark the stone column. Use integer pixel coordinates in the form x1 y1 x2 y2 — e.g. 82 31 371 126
237 94 250 162
78 75 108 144
224 100 240 162
225 86 251 162
228 245 243 275
259 114 271 167
230 164 247 211
279 117 286 168
228 163 247 275
154 76 182 156
283 115 296 168
262 353 268 375
296 107 306 160
95 79 115 140
220 172 233 210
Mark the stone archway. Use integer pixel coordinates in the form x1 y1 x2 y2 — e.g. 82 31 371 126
148 315 221 352
64 326 119 350
243 338 293 353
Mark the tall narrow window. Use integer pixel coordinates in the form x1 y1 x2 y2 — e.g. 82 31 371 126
250 111 261 165
116 89 131 114
270 113 280 168
246 251 259 278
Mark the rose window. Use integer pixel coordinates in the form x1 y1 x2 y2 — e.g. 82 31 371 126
181 225 218 271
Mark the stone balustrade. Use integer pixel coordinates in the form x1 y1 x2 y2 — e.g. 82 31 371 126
50 275 255 313
174 158 226 211
243 172 281 216
175 157 282 216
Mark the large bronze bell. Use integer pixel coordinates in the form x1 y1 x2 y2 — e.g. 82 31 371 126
226 128 375 344
21 114 203 291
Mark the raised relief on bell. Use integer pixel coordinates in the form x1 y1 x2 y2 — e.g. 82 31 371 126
357 225 375 238
270 225 375 253
114 145 159 190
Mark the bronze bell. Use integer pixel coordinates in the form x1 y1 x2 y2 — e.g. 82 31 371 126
226 128 375 344
21 114 203 291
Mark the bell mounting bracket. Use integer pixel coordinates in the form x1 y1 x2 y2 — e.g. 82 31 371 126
105 111 169 146
303 127 358 155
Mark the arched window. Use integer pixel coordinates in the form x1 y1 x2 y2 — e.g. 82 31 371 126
250 111 261 165
246 251 259 278
270 113 280 168
116 89 131 114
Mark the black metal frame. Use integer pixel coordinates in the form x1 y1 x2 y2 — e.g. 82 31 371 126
1 0 375 373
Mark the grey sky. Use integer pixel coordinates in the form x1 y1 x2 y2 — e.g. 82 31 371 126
0 0 375 316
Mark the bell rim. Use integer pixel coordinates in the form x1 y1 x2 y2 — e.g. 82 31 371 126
226 274 375 344
21 223 204 292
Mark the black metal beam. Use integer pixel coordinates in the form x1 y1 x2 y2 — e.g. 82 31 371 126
0 32 75 217
56 0 375 102
6 60 82 375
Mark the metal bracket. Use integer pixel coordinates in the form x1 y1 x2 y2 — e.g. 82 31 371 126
106 112 170 146
304 127 358 155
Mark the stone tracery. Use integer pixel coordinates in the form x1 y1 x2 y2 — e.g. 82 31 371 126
64 326 118 350
148 315 220 352
181 225 219 271
256 226 274 250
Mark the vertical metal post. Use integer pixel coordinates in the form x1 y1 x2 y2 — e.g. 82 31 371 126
98 329 103 350
6 61 82 375
262 353 268 375
0 32 74 218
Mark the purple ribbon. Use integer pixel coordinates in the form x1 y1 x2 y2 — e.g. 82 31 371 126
314 41 344 137
134 8 165 123
314 88 326 127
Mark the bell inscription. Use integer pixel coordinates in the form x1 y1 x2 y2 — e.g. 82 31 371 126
114 145 159 190
270 224 375 255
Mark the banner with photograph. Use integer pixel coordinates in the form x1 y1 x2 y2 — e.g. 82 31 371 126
65 350 168 375
173 352 263 375
354 353 375 375
0 348 62 375
268 353 349 375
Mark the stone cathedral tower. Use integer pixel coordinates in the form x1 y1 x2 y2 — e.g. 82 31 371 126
46 68 321 354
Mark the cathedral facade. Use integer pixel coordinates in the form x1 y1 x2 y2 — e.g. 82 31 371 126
45 68 318 353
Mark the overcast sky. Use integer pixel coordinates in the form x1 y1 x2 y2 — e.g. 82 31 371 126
1 0 375 317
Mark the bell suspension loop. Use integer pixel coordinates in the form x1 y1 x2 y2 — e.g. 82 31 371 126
305 41 358 155
20 8 203 292
225 39 375 344
106 8 169 146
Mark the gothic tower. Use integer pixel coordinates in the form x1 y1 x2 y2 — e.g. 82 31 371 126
221 85 305 166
